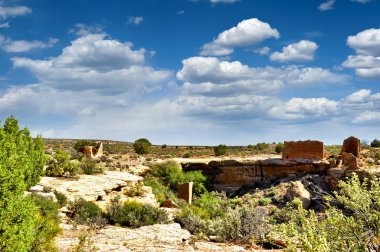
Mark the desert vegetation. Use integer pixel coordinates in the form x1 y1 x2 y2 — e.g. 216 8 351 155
3 116 380 251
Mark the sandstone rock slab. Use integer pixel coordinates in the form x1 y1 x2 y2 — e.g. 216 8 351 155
286 181 311 209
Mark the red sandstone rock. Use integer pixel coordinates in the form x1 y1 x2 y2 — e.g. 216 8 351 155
341 152 360 170
282 140 325 160
80 146 93 156
160 199 179 208
80 143 103 158
341 136 361 158
328 167 345 178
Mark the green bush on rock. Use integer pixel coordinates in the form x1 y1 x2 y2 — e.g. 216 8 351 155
105 197 169 228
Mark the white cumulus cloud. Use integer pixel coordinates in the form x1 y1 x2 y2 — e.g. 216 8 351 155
11 32 172 94
343 28 380 79
1 37 58 52
270 40 318 62
269 97 338 120
347 28 380 56
0 6 31 19
200 18 279 56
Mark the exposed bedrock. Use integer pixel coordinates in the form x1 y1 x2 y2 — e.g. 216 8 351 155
182 158 330 192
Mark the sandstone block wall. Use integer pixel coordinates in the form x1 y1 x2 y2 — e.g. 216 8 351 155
182 159 329 192
177 182 193 204
282 140 324 160
341 136 360 157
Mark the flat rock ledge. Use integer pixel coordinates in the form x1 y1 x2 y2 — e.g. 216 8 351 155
36 171 143 202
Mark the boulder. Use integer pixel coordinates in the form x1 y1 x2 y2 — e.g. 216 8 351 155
341 136 361 158
160 199 179 208
341 152 360 170
286 181 311 209
325 175 339 191
328 167 345 178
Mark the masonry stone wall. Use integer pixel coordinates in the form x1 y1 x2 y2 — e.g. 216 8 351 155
341 136 360 158
282 140 324 160
182 159 329 192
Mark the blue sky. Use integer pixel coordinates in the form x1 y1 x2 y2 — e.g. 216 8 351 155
0 0 380 145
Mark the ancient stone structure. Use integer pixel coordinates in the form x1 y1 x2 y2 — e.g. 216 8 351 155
341 136 360 158
181 136 366 193
177 182 193 204
282 140 325 160
80 143 103 158
182 159 329 192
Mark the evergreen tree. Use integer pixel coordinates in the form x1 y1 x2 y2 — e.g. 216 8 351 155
0 116 47 251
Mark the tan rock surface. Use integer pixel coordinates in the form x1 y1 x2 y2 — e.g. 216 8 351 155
56 223 193 252
38 171 143 202
286 181 311 209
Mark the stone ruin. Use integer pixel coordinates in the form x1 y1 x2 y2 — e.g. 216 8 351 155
182 136 366 193
341 136 360 158
80 142 103 159
177 182 193 204
282 140 325 160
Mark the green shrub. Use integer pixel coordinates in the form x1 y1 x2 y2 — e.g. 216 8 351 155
144 176 177 204
275 143 284 154
182 152 191 158
45 150 78 176
182 171 207 196
161 144 167 149
0 116 46 252
105 198 169 228
174 207 207 234
258 197 272 206
375 152 380 160
192 192 225 219
126 182 146 197
149 161 183 188
371 139 380 147
29 194 61 252
255 142 269 151
133 138 152 155
148 161 207 196
79 157 103 175
213 144 229 156
68 198 107 229
54 190 68 207
176 194 270 243
270 174 380 251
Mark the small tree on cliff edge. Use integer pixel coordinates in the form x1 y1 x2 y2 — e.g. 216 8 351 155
133 138 152 155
